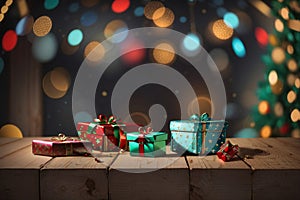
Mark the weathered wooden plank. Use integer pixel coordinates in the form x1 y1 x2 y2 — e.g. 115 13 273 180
188 150 251 200
0 137 43 158
109 149 189 200
40 152 118 200
0 137 19 146
0 145 52 200
230 138 300 200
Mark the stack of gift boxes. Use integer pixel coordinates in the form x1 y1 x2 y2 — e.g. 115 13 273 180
33 113 238 161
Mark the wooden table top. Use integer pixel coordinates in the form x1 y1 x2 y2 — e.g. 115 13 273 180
0 137 299 200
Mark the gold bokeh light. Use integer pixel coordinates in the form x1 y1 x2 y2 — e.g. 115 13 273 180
33 16 52 37
260 125 272 138
212 19 233 40
291 109 300 122
268 70 278 85
287 90 296 103
271 47 285 64
258 100 269 115
274 19 284 32
153 42 175 64
153 7 175 28
84 41 105 63
144 1 164 20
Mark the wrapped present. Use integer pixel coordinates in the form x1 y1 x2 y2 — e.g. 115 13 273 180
170 113 228 155
126 127 168 157
32 133 92 156
217 140 239 162
76 115 121 151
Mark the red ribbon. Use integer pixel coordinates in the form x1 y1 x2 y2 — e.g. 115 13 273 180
94 114 117 124
137 127 153 155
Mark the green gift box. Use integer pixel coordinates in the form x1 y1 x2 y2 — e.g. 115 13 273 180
170 113 228 155
126 128 168 157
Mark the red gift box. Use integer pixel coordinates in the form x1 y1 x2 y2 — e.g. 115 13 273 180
217 140 239 162
32 135 92 156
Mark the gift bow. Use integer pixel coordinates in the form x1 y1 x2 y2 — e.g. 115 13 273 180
136 127 153 156
51 133 74 141
189 113 211 121
94 114 117 124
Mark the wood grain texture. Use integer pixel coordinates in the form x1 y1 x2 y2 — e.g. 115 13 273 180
109 150 189 200
0 137 19 146
188 154 251 200
40 152 118 200
230 138 300 200
9 37 43 136
0 145 52 200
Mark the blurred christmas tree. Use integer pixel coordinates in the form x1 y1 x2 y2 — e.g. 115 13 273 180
253 0 300 138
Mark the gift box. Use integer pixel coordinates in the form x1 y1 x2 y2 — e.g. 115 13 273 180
126 127 168 157
170 113 228 155
32 134 92 156
76 115 139 151
217 140 239 162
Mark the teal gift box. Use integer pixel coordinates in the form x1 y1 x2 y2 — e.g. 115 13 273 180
170 113 228 155
126 128 168 157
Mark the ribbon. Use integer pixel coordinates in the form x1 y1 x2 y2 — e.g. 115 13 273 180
189 113 211 155
51 133 75 142
137 127 153 156
94 114 117 124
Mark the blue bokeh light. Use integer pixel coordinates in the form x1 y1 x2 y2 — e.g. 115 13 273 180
180 16 187 23
224 12 239 28
32 33 58 63
235 128 258 138
16 16 33 36
44 0 59 10
134 6 144 17
80 11 98 27
232 37 246 58
216 7 227 17
68 29 83 46
183 33 200 51
68 2 79 13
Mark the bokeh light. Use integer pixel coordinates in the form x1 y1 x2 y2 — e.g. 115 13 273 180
44 0 59 10
0 57 4 75
287 74 296 86
15 15 34 36
84 41 105 62
101 91 108 97
61 37 79 55
6 0 13 7
153 42 175 65
271 79 284 95
209 48 229 72
0 124 23 138
287 59 297 72
274 19 284 32
268 34 278 46
0 14 4 22
179 16 187 23
212 19 233 40
291 109 300 122
134 6 144 17
181 33 201 57
32 33 58 63
67 29 83 46
121 38 145 65
295 78 300 88
111 0 130 13
258 100 270 115
104 19 128 43
232 37 246 58
255 27 268 46
144 1 164 20
274 102 283 117
280 7 289 20
1 5 8 13
287 44 294 54
153 7 175 28
33 16 52 37
50 67 71 92
2 30 18 51
74 111 93 124
17 0 29 17
288 19 300 32
223 12 239 29
271 47 285 64
216 7 227 17
268 70 278 85
235 128 258 138
80 11 98 27
287 90 296 103
260 125 271 138
43 70 67 99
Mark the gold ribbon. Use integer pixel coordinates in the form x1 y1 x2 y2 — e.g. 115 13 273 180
51 133 74 142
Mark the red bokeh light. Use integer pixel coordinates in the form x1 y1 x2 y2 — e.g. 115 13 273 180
121 39 145 65
2 30 18 51
255 27 268 47
111 0 130 13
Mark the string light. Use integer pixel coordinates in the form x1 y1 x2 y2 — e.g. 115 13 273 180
0 0 13 22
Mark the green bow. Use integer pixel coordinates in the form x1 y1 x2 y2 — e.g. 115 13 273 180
189 113 211 121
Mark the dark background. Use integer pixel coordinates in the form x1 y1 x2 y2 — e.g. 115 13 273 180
0 0 273 137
